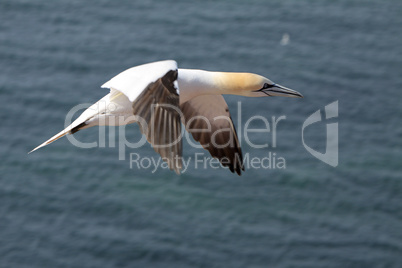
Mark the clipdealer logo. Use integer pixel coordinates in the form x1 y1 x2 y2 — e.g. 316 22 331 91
63 101 339 172
302 101 339 167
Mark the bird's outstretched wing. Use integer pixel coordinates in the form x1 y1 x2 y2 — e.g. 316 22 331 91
180 95 244 175
102 60 183 173
131 70 182 173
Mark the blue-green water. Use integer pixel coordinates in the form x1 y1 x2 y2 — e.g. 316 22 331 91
1 0 402 267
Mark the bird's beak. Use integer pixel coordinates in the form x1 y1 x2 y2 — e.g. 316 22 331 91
264 84 303 98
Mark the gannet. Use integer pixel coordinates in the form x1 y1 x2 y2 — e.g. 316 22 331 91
30 60 303 175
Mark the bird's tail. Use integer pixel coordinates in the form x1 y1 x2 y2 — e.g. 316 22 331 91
28 122 87 154
29 94 109 154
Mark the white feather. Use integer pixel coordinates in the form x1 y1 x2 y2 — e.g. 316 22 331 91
101 60 178 102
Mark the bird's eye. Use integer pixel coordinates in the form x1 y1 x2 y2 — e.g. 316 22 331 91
263 83 276 89
256 82 275 93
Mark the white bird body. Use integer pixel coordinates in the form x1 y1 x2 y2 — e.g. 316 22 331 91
177 69 221 103
30 60 302 175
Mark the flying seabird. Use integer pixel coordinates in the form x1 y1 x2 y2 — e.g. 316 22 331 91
29 60 303 175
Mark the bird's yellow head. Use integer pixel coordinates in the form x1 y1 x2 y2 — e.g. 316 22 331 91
215 72 303 98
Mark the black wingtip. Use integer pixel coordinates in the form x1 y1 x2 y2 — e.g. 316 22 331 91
70 122 87 134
